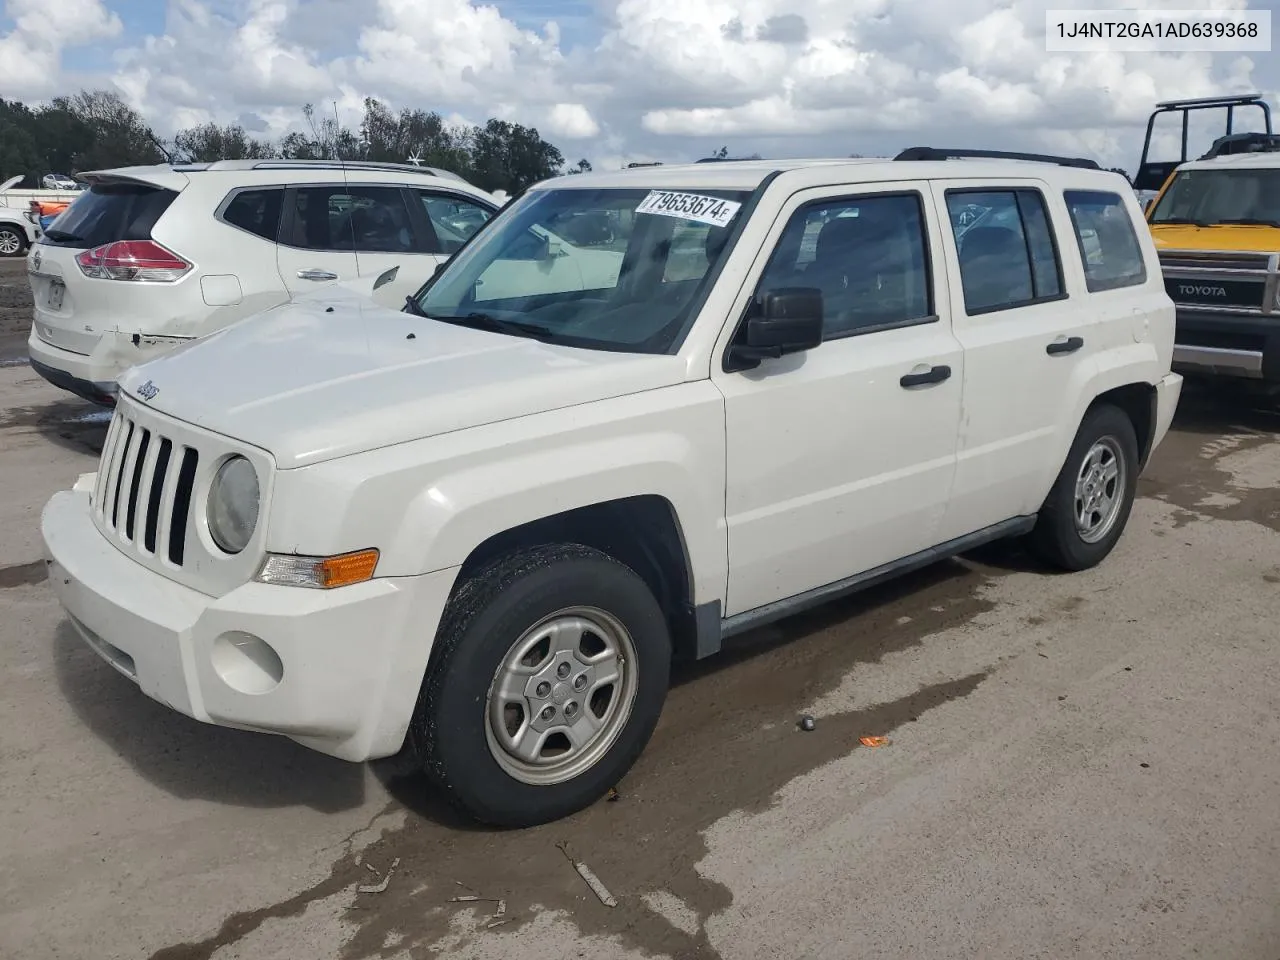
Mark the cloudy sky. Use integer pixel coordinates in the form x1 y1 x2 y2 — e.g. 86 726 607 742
2 0 1278 173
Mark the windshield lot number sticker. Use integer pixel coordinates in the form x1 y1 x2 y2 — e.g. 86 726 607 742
636 191 742 227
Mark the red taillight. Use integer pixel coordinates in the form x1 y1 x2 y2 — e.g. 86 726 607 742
76 240 192 282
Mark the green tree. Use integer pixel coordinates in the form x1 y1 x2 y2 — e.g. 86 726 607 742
173 122 276 162
0 100 42 182
51 89 165 169
468 118 565 193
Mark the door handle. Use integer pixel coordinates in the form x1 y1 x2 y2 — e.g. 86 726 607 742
900 364 951 388
297 268 338 281
1046 336 1084 356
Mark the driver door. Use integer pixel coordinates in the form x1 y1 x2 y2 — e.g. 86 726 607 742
712 184 964 617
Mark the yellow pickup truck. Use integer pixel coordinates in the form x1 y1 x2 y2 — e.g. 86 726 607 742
1135 95 1280 393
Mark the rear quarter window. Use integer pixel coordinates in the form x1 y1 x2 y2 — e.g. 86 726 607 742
219 188 284 242
39 184 178 249
1064 190 1147 292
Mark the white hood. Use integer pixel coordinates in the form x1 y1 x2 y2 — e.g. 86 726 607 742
116 287 689 469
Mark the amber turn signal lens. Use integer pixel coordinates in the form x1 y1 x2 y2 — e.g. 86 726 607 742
317 549 380 588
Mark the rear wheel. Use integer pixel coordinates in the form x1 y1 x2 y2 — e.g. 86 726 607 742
410 543 671 827
1028 403 1139 571
0 226 25 257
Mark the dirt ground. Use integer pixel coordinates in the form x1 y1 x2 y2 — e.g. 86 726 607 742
0 256 31 361
1 256 1278 960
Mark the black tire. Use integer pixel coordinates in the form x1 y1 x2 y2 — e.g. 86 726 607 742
0 225 26 258
409 543 672 827
1028 403 1140 571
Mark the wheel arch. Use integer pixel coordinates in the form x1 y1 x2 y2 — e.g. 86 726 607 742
450 495 707 664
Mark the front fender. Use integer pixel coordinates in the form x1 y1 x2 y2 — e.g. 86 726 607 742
265 383 729 607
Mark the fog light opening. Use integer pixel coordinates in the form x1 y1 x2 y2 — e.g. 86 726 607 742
211 631 284 695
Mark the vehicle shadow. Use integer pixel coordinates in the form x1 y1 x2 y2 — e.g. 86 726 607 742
377 556 995 827
0 391 111 458
51 622 366 813
1167 378 1280 437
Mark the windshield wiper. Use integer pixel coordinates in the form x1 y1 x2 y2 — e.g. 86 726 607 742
1216 218 1280 227
402 295 428 317
428 311 556 341
42 229 85 242
1152 217 1213 227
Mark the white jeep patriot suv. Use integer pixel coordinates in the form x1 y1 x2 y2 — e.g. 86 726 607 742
40 149 1183 827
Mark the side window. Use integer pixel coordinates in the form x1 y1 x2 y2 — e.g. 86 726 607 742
220 188 283 241
284 187 355 252
946 189 1064 314
1064 190 1147 292
418 192 493 253
755 192 933 338
340 186 416 253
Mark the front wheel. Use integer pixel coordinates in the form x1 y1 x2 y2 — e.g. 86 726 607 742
1027 403 1139 571
410 543 671 827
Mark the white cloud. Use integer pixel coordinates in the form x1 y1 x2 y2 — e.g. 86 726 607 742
547 102 600 138
0 0 121 98
6 0 1279 172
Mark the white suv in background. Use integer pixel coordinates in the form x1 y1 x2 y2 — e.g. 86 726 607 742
26 159 499 405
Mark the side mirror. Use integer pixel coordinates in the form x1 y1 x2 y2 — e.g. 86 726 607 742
726 288 823 370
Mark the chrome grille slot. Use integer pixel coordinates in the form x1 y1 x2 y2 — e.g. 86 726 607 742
94 409 201 567
109 420 136 529
144 438 173 554
169 448 199 566
124 427 151 542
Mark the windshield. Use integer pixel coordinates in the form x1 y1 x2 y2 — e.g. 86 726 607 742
413 185 752 353
1149 168 1280 225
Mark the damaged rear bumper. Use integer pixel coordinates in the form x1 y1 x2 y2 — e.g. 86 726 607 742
28 327 193 407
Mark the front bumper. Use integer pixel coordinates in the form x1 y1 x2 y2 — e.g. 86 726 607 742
1171 309 1280 384
42 484 459 761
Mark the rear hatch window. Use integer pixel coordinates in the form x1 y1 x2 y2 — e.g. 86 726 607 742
41 183 178 249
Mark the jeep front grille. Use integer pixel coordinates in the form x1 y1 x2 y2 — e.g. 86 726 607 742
94 410 200 567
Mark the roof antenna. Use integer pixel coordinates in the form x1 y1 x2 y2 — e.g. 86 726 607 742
149 131 174 164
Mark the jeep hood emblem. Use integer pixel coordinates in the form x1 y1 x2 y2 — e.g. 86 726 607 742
137 380 159 401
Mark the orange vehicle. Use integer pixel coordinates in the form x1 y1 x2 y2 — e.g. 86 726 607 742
1137 94 1280 393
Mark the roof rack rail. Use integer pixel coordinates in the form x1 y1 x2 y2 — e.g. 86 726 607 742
1154 93 1266 110
1199 131 1280 160
1134 93 1272 190
894 147 1100 169
240 158 468 182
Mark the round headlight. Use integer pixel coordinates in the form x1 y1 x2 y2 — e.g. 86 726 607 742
207 456 259 554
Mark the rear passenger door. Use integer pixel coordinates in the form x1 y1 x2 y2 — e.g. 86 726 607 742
276 184 361 296
928 179 1104 542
